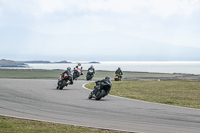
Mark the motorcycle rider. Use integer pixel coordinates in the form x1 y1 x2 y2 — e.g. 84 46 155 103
61 67 73 85
115 67 123 79
87 65 95 74
74 63 83 76
91 76 112 95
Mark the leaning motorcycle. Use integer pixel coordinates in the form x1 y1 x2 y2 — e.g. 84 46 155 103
86 69 94 80
56 73 71 90
73 69 80 80
73 69 83 80
88 80 112 100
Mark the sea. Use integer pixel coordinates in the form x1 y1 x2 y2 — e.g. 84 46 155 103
24 61 200 75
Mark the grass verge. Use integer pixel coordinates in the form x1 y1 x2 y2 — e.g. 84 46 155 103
0 69 63 79
0 116 127 133
1 68 199 81
85 81 200 109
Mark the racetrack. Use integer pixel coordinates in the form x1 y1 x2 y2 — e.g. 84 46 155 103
0 79 200 133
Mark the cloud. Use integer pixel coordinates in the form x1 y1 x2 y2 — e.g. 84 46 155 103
1 0 200 60
1 0 200 18
86 0 200 18
149 0 200 18
0 6 2 14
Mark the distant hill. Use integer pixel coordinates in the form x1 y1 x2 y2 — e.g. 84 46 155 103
88 61 100 64
18 60 51 63
54 61 72 63
0 59 27 67
0 59 101 67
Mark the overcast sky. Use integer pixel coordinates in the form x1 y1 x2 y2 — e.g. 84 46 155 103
0 0 200 61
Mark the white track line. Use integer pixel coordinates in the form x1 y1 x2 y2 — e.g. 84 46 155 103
82 82 199 111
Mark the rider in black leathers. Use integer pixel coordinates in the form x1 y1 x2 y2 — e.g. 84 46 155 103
88 65 95 74
115 67 123 78
62 67 73 85
87 65 95 76
91 76 112 95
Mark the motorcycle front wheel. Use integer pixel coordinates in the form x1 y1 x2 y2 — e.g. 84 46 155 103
88 92 93 99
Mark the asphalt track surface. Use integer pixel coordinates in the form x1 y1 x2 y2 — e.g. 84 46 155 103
0 79 200 133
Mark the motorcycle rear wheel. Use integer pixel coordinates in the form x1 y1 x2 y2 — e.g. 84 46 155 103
58 86 64 90
95 90 106 100
86 76 92 80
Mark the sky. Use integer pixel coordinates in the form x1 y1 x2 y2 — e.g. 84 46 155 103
0 0 200 61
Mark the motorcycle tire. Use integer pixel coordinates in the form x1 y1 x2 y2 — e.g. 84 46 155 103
88 92 93 99
95 89 106 100
73 72 79 80
86 76 92 80
58 81 66 90
59 86 63 90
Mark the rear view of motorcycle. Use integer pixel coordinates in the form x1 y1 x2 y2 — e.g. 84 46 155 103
114 74 121 81
86 69 95 80
56 73 71 90
88 76 112 100
73 69 79 80
73 69 83 80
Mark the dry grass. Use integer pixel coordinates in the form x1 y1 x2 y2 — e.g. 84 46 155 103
85 81 200 109
0 116 128 133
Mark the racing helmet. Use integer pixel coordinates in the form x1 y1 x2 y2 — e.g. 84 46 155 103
67 67 71 71
105 76 110 80
78 63 81 66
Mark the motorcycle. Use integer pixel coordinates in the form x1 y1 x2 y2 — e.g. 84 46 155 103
115 74 122 81
86 69 94 80
56 73 72 90
88 80 112 100
73 69 80 80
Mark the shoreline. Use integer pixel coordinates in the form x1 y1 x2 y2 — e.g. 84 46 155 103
2 59 200 75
